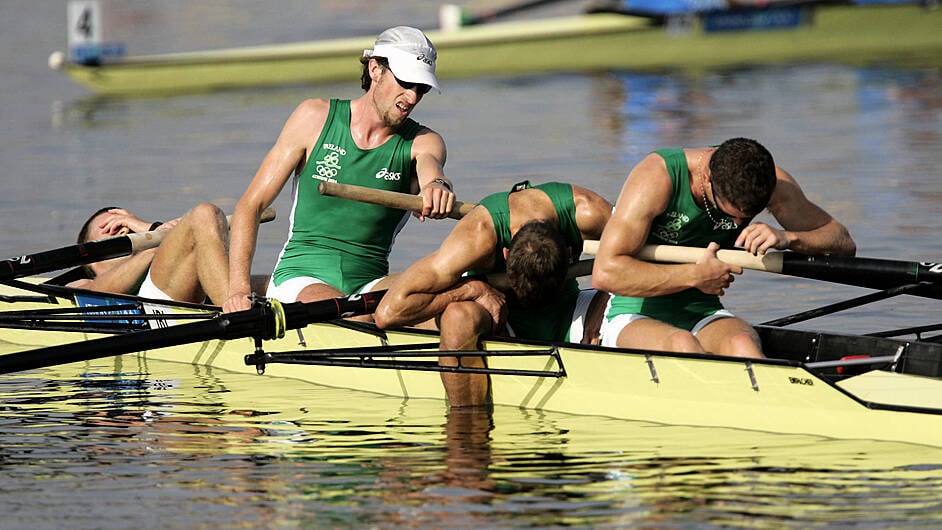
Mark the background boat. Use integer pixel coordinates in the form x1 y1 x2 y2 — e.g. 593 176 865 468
50 0 942 96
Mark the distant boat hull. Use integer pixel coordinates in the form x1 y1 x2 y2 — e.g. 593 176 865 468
52 6 942 97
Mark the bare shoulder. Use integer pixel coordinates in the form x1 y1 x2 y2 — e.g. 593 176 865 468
455 207 498 253
610 153 673 224
634 151 671 177
275 98 331 144
292 97 330 121
412 126 446 152
570 185 613 239
768 166 808 208
293 97 330 116
571 184 613 210
428 207 498 273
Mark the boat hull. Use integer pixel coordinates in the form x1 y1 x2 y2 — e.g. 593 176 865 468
1 280 940 446
56 6 942 96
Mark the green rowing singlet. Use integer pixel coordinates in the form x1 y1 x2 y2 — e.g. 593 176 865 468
272 99 422 293
479 181 582 342
605 148 748 330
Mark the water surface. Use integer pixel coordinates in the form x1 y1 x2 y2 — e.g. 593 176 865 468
1 1 941 528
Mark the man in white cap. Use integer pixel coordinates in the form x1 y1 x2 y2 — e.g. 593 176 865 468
224 26 456 313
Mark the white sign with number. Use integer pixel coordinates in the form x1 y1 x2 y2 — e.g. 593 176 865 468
67 0 101 49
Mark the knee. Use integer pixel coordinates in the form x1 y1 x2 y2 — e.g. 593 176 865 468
726 329 764 358
439 302 489 349
665 330 704 354
189 203 226 225
439 302 485 329
188 203 227 235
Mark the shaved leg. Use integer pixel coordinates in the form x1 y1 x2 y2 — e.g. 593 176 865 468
616 318 707 354
695 317 765 358
295 282 344 303
149 203 229 304
438 301 492 408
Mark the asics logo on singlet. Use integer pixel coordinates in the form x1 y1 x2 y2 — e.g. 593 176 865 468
375 168 401 181
314 149 343 180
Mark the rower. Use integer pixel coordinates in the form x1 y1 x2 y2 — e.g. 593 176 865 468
592 138 856 358
374 181 613 407
70 203 231 305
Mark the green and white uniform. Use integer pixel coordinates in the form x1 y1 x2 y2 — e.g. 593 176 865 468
268 99 421 300
602 148 748 338
480 181 586 342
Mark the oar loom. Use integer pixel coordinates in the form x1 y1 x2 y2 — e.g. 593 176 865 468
318 181 942 298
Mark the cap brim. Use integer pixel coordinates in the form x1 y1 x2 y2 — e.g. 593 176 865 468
381 48 440 93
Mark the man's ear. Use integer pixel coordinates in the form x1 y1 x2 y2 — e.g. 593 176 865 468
368 58 383 82
502 247 509 261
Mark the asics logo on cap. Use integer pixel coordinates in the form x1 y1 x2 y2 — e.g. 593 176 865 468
416 54 433 66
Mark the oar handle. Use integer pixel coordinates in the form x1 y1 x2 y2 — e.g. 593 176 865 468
127 207 277 254
581 241 784 272
317 181 477 219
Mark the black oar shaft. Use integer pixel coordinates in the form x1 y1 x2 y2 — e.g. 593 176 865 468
0 237 135 281
0 306 266 375
0 208 275 281
780 254 942 297
0 290 387 375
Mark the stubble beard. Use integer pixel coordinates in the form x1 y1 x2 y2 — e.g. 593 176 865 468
372 84 407 129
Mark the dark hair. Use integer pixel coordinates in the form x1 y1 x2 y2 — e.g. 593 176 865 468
360 56 389 91
505 220 570 309
77 206 118 244
710 138 776 217
76 206 119 278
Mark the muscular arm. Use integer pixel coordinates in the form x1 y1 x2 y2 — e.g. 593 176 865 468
571 184 613 241
592 154 739 298
374 208 504 329
410 128 455 220
224 99 328 313
69 249 157 295
736 167 856 256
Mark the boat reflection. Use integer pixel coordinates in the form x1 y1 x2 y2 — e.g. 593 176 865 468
2 356 940 527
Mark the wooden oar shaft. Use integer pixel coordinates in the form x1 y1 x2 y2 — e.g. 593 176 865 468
0 207 275 281
317 182 941 296
317 181 477 219
581 241 785 272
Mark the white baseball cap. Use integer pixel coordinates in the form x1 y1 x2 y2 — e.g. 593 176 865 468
363 26 440 93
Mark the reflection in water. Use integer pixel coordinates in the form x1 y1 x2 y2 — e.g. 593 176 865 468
2 358 941 528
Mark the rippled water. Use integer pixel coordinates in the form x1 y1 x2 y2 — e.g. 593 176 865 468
3 358 942 529
2 1 942 528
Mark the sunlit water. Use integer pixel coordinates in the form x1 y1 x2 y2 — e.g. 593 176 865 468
3 357 942 529
2 1 942 528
